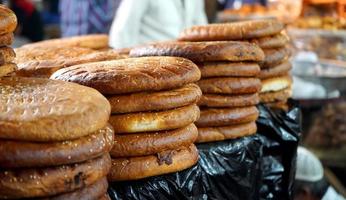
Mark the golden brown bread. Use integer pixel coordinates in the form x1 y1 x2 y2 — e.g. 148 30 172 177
0 32 14 46
110 124 198 157
265 100 289 111
196 122 257 143
261 75 292 93
0 63 17 77
0 5 17 35
260 87 292 103
109 104 200 134
198 62 260 78
51 56 201 95
108 144 198 181
258 61 291 79
195 106 259 127
0 77 111 142
0 154 111 199
129 41 265 62
248 33 289 49
15 47 123 78
178 19 284 41
21 34 109 50
108 84 202 113
0 46 15 65
260 47 291 68
198 77 261 94
0 125 114 168
198 93 259 108
38 178 108 200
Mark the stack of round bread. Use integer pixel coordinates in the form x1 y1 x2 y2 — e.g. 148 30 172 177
0 77 113 200
50 56 201 181
129 41 264 143
0 5 17 77
178 19 293 109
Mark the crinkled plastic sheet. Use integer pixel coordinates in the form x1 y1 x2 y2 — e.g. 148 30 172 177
108 103 300 200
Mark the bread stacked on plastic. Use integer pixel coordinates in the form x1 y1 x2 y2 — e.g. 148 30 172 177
50 56 202 181
0 5 17 77
0 77 113 199
179 19 293 109
129 41 264 143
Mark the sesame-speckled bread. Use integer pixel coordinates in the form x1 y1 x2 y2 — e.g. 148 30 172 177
108 84 202 114
178 19 283 41
198 62 260 78
259 61 292 79
195 106 259 127
260 47 291 68
129 41 265 62
260 87 292 103
51 57 201 95
0 46 15 65
0 63 17 77
15 46 122 78
109 104 200 134
198 93 259 108
248 33 289 49
21 34 109 50
197 77 261 94
261 75 292 93
0 5 17 35
108 144 198 181
0 77 110 142
196 122 257 143
0 125 114 168
111 124 198 157
0 154 111 199
0 32 14 46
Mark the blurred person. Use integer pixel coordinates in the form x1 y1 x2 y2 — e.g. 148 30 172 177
219 0 267 9
10 0 44 42
295 147 345 200
59 0 121 37
109 0 207 48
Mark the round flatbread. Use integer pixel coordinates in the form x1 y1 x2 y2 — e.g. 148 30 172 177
195 106 258 127
249 33 289 49
0 5 17 35
260 47 291 68
196 122 257 143
0 125 114 168
198 62 260 78
260 87 292 103
258 61 291 79
178 19 284 41
198 93 259 108
0 32 14 46
198 77 261 94
261 75 292 93
110 124 198 157
51 56 201 95
0 46 15 65
129 41 265 62
109 104 200 134
0 63 17 77
0 154 111 199
108 84 202 114
0 77 110 142
108 144 199 181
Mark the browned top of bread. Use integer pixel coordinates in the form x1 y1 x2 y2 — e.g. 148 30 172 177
0 32 14 46
21 34 109 50
0 77 111 142
15 46 123 78
178 19 284 41
130 41 264 62
0 5 17 35
0 46 15 65
51 56 201 94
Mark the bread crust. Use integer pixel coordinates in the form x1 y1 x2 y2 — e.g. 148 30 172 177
0 125 114 168
0 77 110 142
108 144 199 181
261 75 292 93
260 87 292 103
110 124 198 157
196 106 259 127
198 93 259 108
0 63 17 77
258 61 291 79
260 47 291 68
178 19 284 41
0 5 17 35
51 56 201 94
129 41 265 62
109 104 200 133
0 32 14 46
108 84 202 113
198 77 261 94
0 154 111 199
198 62 260 78
248 33 289 48
196 122 257 143
0 46 15 65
